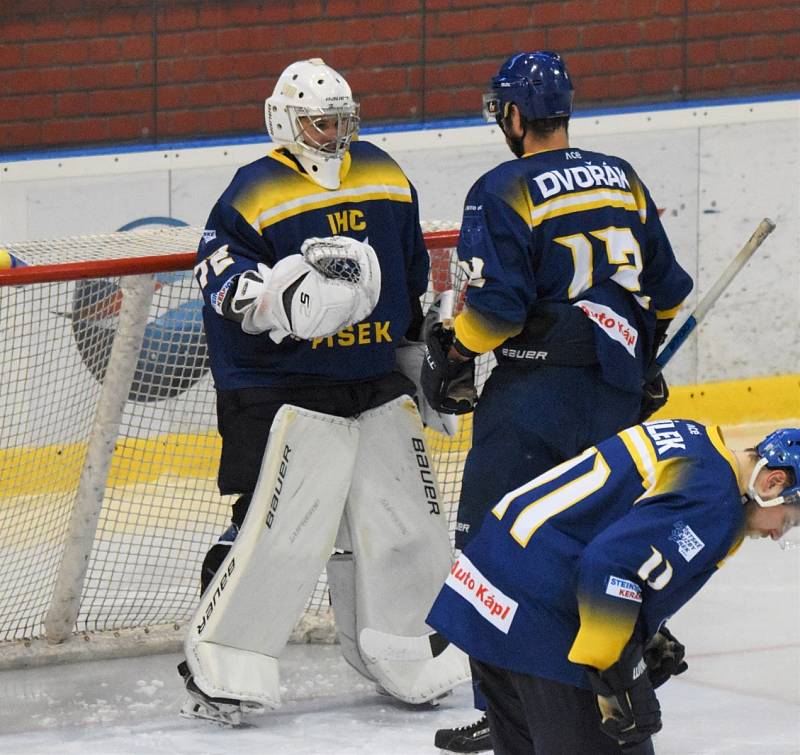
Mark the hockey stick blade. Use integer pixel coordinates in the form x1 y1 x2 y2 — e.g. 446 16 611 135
359 627 450 663
647 217 776 380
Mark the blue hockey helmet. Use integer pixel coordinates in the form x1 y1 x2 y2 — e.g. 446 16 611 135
747 428 800 507
482 51 574 123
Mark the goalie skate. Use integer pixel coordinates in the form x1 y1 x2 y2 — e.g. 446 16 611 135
177 661 260 727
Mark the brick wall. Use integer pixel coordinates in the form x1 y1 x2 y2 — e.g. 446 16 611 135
1 0 798 153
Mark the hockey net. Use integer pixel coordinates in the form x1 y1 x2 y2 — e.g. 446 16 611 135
0 222 494 667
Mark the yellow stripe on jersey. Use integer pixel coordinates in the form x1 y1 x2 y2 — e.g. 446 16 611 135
232 149 413 230
619 426 694 503
656 303 683 319
454 307 523 354
530 188 639 228
254 185 412 229
639 456 691 503
618 425 657 492
499 178 535 229
627 172 649 223
568 602 637 671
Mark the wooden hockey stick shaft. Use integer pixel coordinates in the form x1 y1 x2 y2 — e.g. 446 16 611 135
647 217 777 380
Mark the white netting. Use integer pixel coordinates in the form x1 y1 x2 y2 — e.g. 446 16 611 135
0 221 494 665
1 226 205 265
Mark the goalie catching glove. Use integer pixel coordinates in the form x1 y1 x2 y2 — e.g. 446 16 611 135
419 296 477 415
585 641 662 747
217 236 381 343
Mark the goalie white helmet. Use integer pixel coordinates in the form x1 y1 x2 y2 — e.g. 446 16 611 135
265 58 360 190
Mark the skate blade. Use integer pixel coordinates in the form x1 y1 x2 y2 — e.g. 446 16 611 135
180 695 262 728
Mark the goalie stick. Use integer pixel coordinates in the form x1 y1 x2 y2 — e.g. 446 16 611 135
646 217 777 381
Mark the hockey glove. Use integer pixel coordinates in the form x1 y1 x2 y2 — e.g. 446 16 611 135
639 372 669 423
585 641 662 746
395 340 459 436
644 626 688 689
639 318 671 422
420 321 476 415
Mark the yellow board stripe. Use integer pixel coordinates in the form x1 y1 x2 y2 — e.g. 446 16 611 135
652 373 800 425
1 374 796 498
0 432 221 497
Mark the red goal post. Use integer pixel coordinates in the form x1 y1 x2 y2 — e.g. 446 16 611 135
0 222 479 667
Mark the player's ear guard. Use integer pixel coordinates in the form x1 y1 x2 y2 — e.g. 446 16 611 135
420 322 477 415
584 641 662 746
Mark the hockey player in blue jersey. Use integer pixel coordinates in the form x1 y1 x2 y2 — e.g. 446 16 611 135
422 51 693 751
178 58 468 725
427 422 800 754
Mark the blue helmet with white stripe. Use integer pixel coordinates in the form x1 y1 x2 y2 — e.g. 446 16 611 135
747 428 800 507
483 51 574 124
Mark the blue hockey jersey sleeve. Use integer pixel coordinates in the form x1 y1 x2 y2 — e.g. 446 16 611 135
568 448 744 671
194 194 277 316
454 181 535 353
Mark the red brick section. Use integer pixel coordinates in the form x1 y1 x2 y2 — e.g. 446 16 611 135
0 0 797 152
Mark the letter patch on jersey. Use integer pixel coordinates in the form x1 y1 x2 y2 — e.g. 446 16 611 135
574 300 638 356
445 553 518 633
669 521 705 562
605 575 642 603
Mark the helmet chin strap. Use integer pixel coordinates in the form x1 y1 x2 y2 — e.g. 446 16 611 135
747 456 790 507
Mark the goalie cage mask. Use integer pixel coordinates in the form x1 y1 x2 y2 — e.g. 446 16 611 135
265 58 360 190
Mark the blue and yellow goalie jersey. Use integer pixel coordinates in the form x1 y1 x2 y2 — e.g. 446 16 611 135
195 140 429 390
453 148 693 392
427 419 745 689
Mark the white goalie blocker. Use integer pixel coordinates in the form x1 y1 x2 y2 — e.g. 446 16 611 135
183 398 468 709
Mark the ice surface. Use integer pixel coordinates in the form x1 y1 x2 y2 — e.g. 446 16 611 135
0 535 797 754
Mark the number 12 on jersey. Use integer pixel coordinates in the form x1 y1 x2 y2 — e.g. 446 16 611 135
555 226 643 300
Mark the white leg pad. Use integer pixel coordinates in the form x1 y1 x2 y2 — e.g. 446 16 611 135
345 395 470 703
184 404 359 708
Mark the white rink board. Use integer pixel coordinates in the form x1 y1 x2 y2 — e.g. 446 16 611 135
1 98 798 386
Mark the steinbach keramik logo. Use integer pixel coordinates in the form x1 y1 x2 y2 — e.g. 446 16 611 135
70 217 210 403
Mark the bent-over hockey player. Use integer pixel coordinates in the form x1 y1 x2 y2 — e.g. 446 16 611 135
428 422 800 754
179 57 468 725
421 50 693 751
